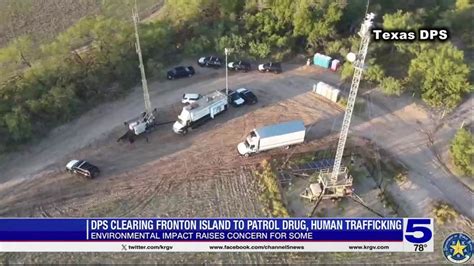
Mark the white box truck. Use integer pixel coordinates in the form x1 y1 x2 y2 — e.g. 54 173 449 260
237 120 306 156
173 90 228 134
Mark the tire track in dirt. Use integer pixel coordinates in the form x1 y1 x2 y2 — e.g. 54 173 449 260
118 176 167 217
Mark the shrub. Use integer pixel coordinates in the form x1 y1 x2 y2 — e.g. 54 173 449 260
432 202 459 225
256 160 289 217
450 128 474 176
380 76 405 96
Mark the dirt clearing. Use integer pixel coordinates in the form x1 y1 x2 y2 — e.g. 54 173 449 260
0 64 471 263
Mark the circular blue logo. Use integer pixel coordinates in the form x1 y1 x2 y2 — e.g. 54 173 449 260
443 232 473 264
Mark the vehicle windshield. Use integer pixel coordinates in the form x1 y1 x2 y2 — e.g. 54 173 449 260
230 93 241 101
244 140 250 147
177 118 184 125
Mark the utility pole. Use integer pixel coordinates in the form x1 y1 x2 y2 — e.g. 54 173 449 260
132 4 152 115
225 48 229 95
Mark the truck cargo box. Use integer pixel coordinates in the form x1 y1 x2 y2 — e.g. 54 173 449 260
237 120 306 156
255 120 306 151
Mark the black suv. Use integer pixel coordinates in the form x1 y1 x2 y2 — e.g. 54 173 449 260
66 160 100 178
227 60 251 72
167 66 195 80
197 56 222 68
258 62 282 74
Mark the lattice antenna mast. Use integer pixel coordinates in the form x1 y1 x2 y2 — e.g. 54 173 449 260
330 13 375 185
132 4 152 114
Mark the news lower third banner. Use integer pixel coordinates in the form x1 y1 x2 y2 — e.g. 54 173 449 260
0 218 433 252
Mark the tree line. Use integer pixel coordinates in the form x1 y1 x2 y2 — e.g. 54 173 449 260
0 0 472 152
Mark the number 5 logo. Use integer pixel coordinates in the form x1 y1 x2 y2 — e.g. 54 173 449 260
405 219 433 243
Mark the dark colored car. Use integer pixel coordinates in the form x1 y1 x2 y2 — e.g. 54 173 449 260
220 89 245 107
66 159 100 179
258 62 282 74
236 88 258 104
197 56 222 68
227 60 251 72
167 66 195 80
229 91 245 107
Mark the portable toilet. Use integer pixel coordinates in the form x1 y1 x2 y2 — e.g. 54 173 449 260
330 59 341 71
313 53 332 69
313 81 340 102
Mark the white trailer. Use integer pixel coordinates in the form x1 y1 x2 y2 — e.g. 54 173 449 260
173 90 228 134
237 120 306 156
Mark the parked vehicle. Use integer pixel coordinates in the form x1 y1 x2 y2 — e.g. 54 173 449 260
236 88 258 104
228 90 245 107
173 91 228 135
197 56 222 68
227 60 251 72
182 93 202 104
258 62 282 73
167 66 195 80
237 120 306 156
66 160 100 178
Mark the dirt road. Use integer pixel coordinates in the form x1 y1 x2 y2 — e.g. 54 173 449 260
350 91 474 219
0 62 472 220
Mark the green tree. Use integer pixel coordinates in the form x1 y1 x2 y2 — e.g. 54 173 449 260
244 10 292 59
408 43 471 109
340 62 354 81
217 34 246 57
0 36 36 81
450 128 474 176
3 106 32 141
249 41 271 59
436 0 474 49
338 0 365 33
380 76 404 96
183 35 213 56
382 10 430 55
365 61 385 83
162 0 219 28
293 0 344 48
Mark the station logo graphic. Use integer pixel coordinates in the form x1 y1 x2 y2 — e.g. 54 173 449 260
443 232 472 264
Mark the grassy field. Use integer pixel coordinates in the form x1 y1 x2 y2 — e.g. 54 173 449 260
0 0 162 48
